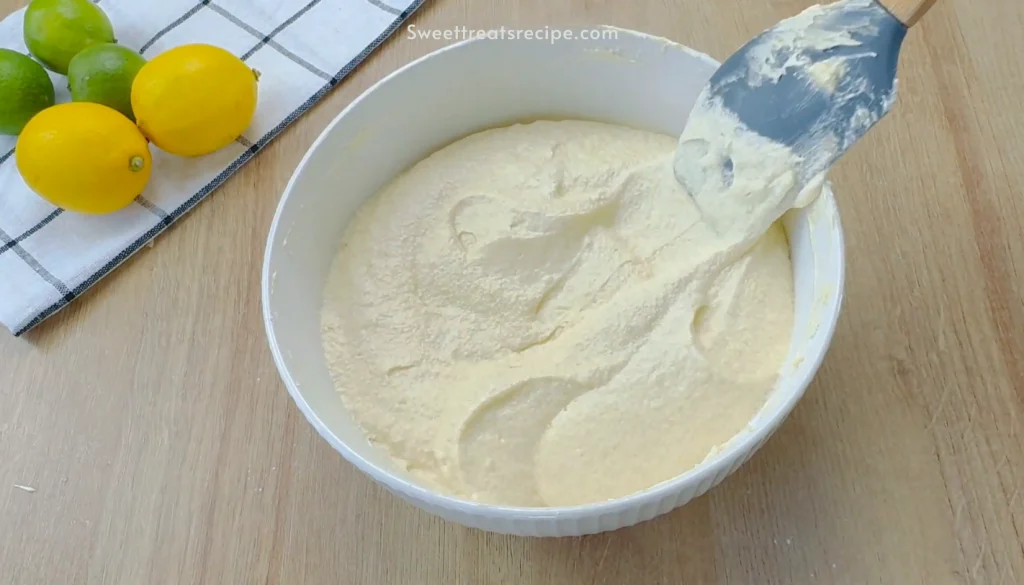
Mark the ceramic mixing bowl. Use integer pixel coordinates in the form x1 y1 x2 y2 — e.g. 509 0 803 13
262 27 844 537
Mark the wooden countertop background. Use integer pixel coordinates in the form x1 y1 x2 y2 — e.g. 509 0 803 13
2 0 1022 583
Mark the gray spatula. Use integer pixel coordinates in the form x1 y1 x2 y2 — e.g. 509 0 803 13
675 0 936 198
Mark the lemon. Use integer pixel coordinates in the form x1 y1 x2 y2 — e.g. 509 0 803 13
23 0 116 75
0 48 55 135
68 43 147 121
16 103 151 214
132 44 259 157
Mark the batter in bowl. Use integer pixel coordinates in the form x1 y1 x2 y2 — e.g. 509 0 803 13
320 120 804 506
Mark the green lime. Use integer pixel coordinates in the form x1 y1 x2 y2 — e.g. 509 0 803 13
0 49 56 135
23 0 116 75
68 43 146 121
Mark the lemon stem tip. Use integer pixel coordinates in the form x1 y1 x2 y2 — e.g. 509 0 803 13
129 156 146 172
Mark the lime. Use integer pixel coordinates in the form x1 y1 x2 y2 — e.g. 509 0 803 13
68 43 146 121
23 0 116 75
0 49 55 136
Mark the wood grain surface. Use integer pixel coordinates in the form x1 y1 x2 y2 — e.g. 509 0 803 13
2 0 1022 583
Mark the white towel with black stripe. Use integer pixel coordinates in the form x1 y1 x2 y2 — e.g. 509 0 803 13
0 0 424 336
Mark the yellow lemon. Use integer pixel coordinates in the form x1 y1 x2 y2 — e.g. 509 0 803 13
16 102 151 214
132 44 259 157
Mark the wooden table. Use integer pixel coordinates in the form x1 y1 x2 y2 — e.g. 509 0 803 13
2 0 1022 583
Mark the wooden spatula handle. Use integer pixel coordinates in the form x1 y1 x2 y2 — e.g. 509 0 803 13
877 0 938 27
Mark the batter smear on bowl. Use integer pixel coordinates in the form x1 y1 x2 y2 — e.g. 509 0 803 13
321 120 810 507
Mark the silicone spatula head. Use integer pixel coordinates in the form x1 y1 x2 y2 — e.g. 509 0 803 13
675 0 935 197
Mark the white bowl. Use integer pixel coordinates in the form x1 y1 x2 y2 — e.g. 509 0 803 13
262 27 845 537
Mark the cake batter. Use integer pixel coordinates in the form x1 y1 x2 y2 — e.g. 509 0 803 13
320 119 805 506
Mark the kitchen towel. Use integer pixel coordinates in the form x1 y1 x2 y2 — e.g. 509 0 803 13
0 0 424 336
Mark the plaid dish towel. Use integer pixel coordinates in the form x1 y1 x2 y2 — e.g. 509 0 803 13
0 0 423 336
